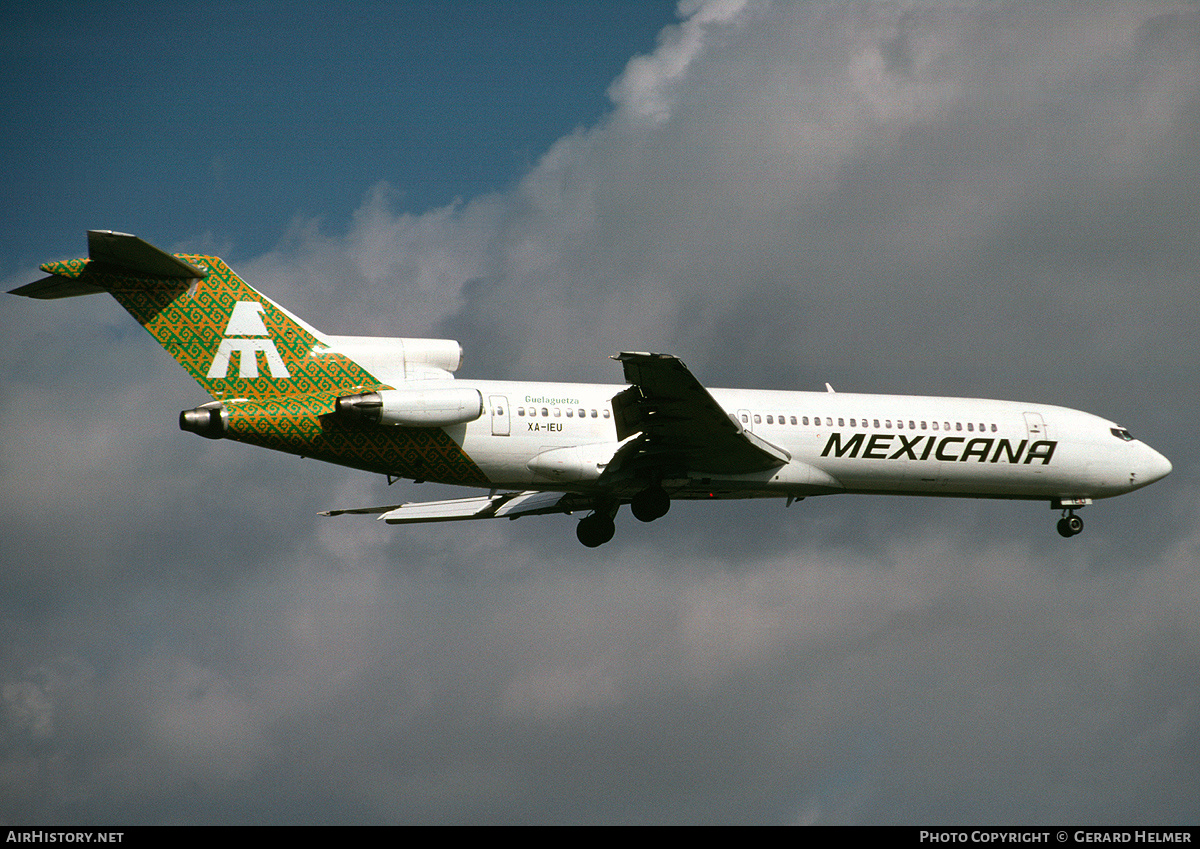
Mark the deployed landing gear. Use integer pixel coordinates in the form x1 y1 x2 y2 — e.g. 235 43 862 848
1052 498 1090 538
630 486 670 523
577 512 617 547
575 487 670 546
1057 512 1084 538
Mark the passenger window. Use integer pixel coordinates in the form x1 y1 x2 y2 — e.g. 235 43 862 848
554 408 561 417
838 418 844 427
754 415 762 424
517 407 525 417
897 420 904 429
741 413 749 423
566 408 573 417
850 419 856 428
766 415 774 424
909 421 915 430
920 421 927 430
932 421 939 430
542 408 549 417
591 410 598 418
967 423 974 432
802 416 809 425
956 422 962 431
991 424 997 432
602 409 610 418
874 419 880 428
790 416 797 425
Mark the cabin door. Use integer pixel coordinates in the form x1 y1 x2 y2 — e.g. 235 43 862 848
1023 412 1048 441
490 395 510 436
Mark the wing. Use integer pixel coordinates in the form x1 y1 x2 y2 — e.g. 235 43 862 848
321 490 589 524
610 352 789 475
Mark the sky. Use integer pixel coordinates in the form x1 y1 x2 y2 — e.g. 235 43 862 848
2 0 1198 826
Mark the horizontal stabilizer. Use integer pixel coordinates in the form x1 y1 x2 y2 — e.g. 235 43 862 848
9 274 106 300
321 490 574 524
85 230 208 278
10 231 209 300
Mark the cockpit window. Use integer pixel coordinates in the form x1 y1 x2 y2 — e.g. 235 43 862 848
1110 427 1135 442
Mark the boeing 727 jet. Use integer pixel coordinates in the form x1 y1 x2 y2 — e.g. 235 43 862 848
12 231 1172 546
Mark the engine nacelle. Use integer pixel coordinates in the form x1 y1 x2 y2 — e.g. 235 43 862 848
320 336 463 381
335 387 484 427
179 404 227 439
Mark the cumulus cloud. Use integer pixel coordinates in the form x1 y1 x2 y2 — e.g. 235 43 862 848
2 0 1198 824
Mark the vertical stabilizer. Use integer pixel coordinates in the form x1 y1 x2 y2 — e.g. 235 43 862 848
12 231 385 400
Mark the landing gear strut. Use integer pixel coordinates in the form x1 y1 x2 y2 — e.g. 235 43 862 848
1056 511 1084 538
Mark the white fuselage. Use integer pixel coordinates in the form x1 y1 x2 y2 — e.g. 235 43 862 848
430 379 1172 502
21 232 1171 545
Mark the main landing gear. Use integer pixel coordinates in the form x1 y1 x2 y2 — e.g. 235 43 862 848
576 512 616 547
630 485 670 523
1056 511 1084 538
577 487 672 547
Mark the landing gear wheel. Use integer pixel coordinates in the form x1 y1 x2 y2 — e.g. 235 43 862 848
631 486 671 523
577 514 616 547
1057 514 1084 537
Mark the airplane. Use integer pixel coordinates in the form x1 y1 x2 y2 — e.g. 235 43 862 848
12 231 1172 547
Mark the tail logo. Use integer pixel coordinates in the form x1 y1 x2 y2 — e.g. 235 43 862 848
206 301 291 379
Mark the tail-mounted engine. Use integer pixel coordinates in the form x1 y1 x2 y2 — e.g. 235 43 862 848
179 403 228 439
335 387 484 427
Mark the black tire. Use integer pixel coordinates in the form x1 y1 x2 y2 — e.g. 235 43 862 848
630 486 670 523
577 515 616 547
1057 515 1084 537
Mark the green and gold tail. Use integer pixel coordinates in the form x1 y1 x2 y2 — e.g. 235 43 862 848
11 230 383 401
12 231 489 486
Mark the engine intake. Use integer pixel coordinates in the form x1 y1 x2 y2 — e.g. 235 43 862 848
335 387 484 427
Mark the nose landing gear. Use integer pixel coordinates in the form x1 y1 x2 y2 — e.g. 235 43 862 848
1052 497 1091 538
1056 511 1084 538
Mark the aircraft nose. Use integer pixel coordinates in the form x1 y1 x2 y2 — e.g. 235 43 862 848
1142 446 1172 485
